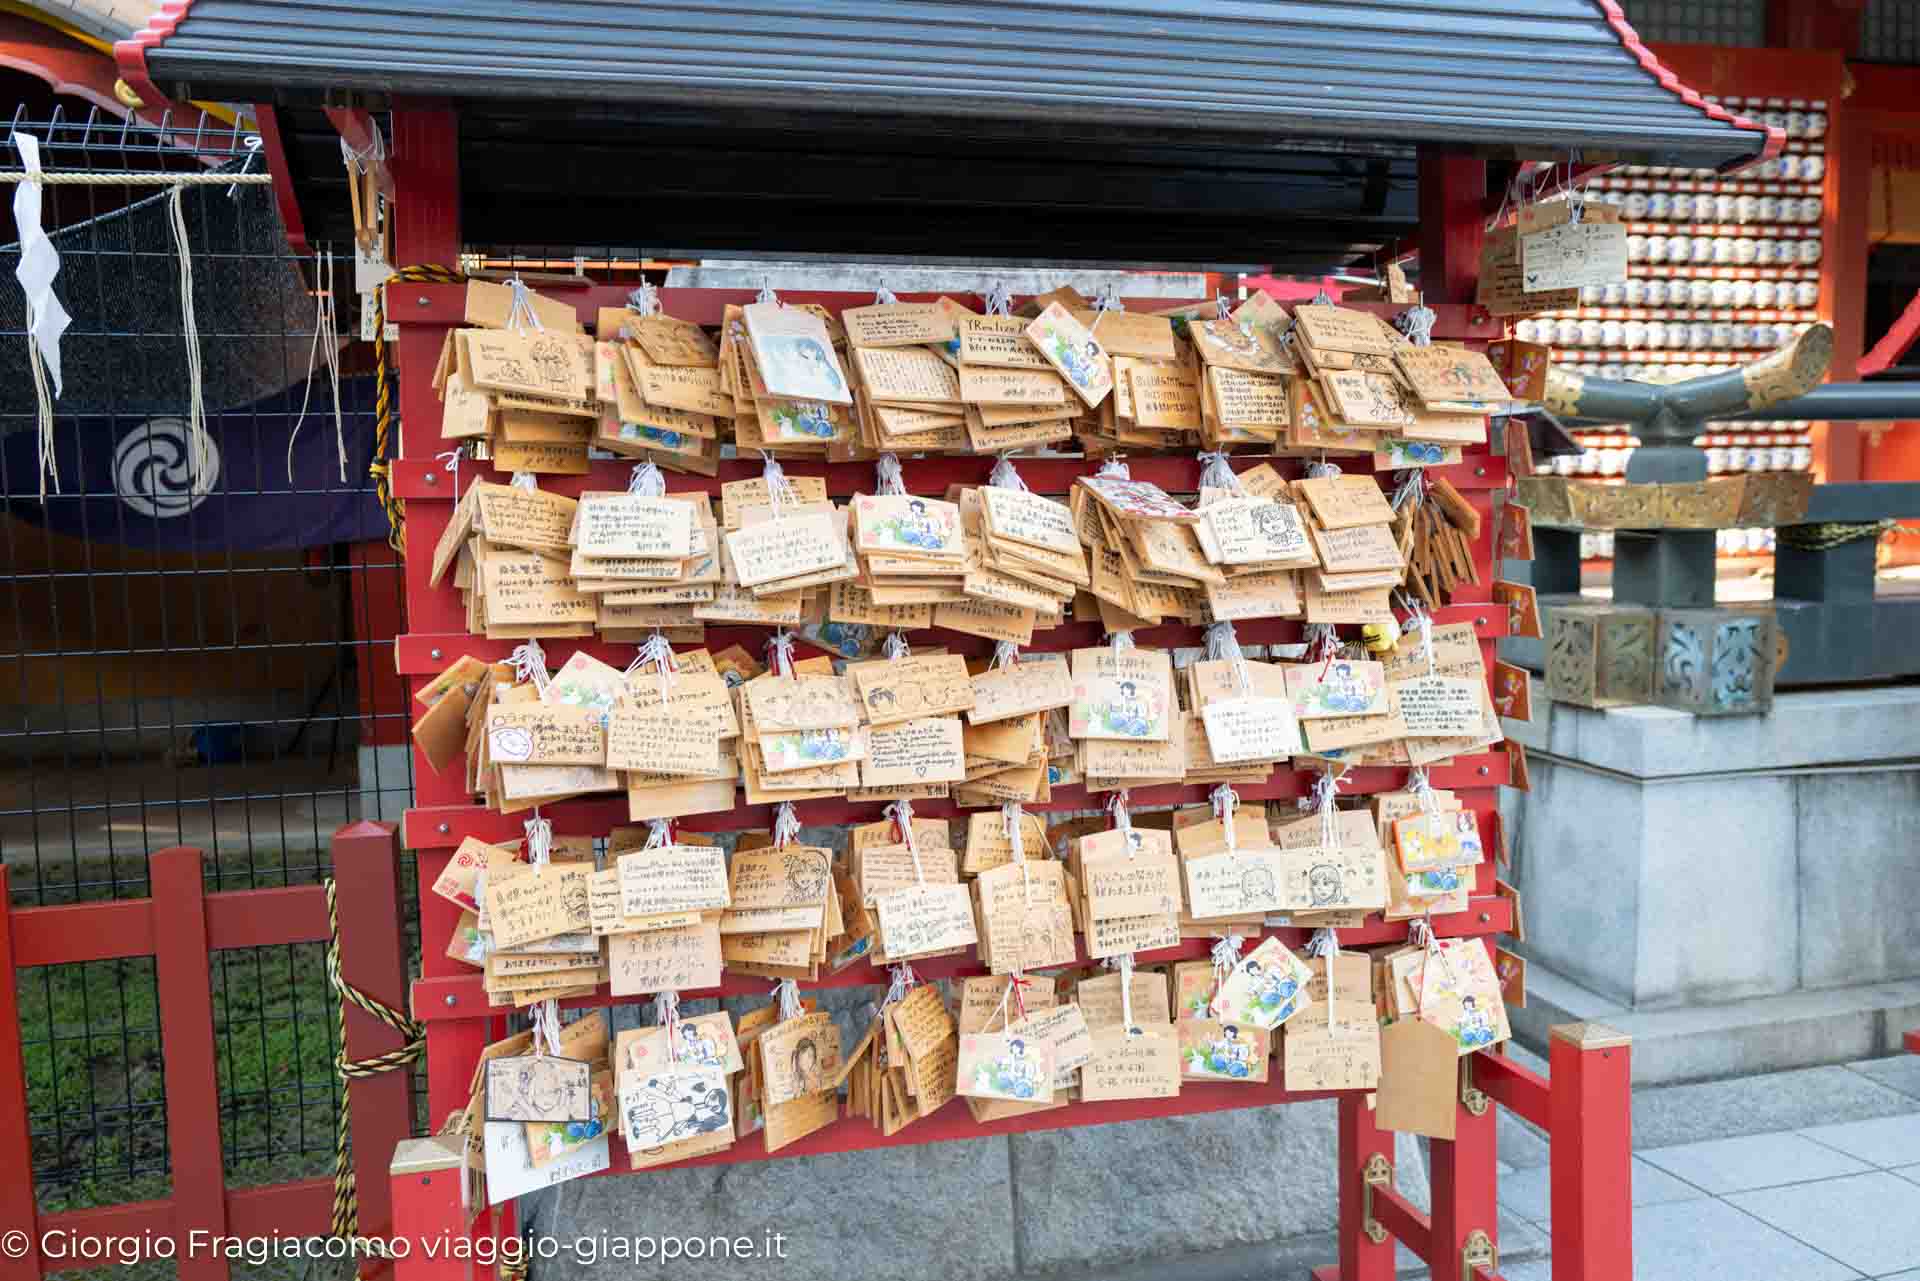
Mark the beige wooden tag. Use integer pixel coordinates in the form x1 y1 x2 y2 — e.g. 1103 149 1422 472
464 329 593 401
742 302 853 405
979 487 1080 556
1303 579 1395 625
1025 302 1113 408
615 844 730 918
575 493 696 559
485 704 605 766
852 494 964 559
1375 1018 1459 1138
1276 842 1388 910
1185 846 1291 916
485 864 592 951
840 302 956 348
851 654 973 725
1211 936 1313 1029
1394 675 1485 736
863 717 966 786
957 314 1052 369
1081 1025 1181 1101
1396 346 1511 405
875 881 979 956
1179 1019 1271 1082
1310 522 1404 574
725 510 847 588
959 365 1071 406
487 1055 592 1122
1068 647 1173 742
472 483 579 552
1208 366 1291 427
1296 475 1395 529
1128 363 1203 429
1283 1014 1381 1092
958 1030 1055 1102
852 346 964 404
1192 318 1293 373
607 919 722 996
1292 305 1396 356
1198 496 1315 566
1079 309 1177 359
889 982 956 1060
760 1011 841 1107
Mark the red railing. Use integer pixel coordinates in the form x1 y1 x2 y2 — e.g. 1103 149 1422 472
0 823 412 1281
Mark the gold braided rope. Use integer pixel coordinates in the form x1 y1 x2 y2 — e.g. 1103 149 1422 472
370 264 467 553
325 877 426 1246
1776 519 1897 552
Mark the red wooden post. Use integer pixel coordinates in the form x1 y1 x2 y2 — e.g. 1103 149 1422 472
1325 1094 1397 1281
390 1136 475 1281
1417 148 1487 305
332 821 414 1271
1429 1061 1500 1281
1550 1022 1634 1281
150 847 231 1281
0 866 46 1280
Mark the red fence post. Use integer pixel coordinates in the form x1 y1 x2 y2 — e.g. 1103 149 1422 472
1313 1093 1398 1281
150 847 231 1281
1550 1022 1634 1281
1429 1060 1500 1281
390 1136 475 1281
332 820 415 1271
0 866 46 1279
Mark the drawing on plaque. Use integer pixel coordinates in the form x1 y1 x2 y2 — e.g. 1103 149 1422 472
1240 863 1278 905
768 401 836 439
675 1022 726 1069
488 1056 585 1121
1308 863 1346 907
1454 996 1498 1050
623 1070 732 1146
783 849 829 901
1088 679 1161 738
1299 661 1386 715
1188 1025 1256 1079
1407 865 1464 895
970 1036 1045 1099
762 727 855 770
1244 959 1303 1023
760 336 845 398
561 875 590 921
866 498 959 554
791 1036 826 1093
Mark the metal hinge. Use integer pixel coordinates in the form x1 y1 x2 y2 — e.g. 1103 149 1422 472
1361 1152 1393 1244
1463 1229 1498 1277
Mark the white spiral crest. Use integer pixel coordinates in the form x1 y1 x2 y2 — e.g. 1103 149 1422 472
114 417 217 518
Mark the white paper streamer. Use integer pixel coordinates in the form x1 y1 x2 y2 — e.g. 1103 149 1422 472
988 453 1030 491
772 801 802 849
875 452 906 495
628 460 665 496
10 132 70 498
508 639 551 696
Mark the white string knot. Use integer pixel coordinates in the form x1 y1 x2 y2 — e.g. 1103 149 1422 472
1307 928 1343 1030
1305 622 1340 663
1210 933 1244 986
1390 467 1427 513
653 990 681 1062
882 963 919 1009
508 639 551 696
883 631 911 662
1311 289 1335 307
1097 457 1131 480
773 978 803 1022
532 997 562 1057
1197 450 1242 495
504 276 545 333
1003 800 1031 894
984 282 1013 316
1394 305 1438 347
772 801 802 850
509 470 539 492
1092 283 1125 313
1204 620 1252 696
1313 766 1344 851
988 453 1030 491
628 460 666 496
1216 293 1232 321
643 817 673 850
1109 630 1135 656
434 446 464 498
760 451 798 519
1409 765 1441 816
874 451 906 496
626 281 661 316
1306 460 1343 480
634 632 677 704
991 640 1021 670
874 285 899 305
886 800 925 883
766 629 797 678
1107 790 1134 847
524 811 554 867
756 281 780 306
1210 784 1239 852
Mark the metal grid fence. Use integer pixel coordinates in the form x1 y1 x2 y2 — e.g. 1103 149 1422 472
1 106 420 1212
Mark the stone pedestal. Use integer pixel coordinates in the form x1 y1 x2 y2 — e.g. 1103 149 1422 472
1502 683 1920 1083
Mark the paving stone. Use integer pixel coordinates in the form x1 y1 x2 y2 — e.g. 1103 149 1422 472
1893 1164 1920 1187
1640 1132 1872 1195
1632 1066 1917 1150
1622 1198 1860 1281
1498 1156 1705 1224
1727 1171 1920 1278
1847 1055 1920 1103
1802 1114 1920 1168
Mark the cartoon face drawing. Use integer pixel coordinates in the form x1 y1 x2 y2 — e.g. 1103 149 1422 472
791 1037 823 1092
783 851 827 902
1308 863 1344 906
489 726 533 763
1240 864 1277 904
528 337 574 391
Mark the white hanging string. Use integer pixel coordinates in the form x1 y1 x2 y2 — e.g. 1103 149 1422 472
874 452 906 495
434 445 465 498
991 640 1022 670
887 800 925 883
774 978 803 1022
1197 450 1243 495
766 629 796 678
643 817 673 850
1109 629 1135 656
166 184 216 492
654 990 682 1065
988 453 1030 491
1310 289 1334 307
772 801 802 850
10 131 72 498
1393 305 1438 347
509 470 539 492
531 997 562 1058
883 631 911 661
1307 928 1342 1031
509 639 551 697
1312 766 1344 851
760 451 799 520
628 459 666 496
757 281 780 306
1390 467 1428 513
1107 790 1134 851
984 282 1013 316
1092 283 1125 313
874 285 899 305
1408 765 1442 817
1116 952 1137 1028
634 631 677 705
1203 620 1253 697
1096 457 1131 480
1306 459 1343 479
286 248 346 484
881 962 919 1016
1211 784 1239 852
1304 622 1340 663
504 275 545 333
524 810 554 867
1003 800 1031 895
1210 933 1244 991
1216 293 1232 321
627 281 661 316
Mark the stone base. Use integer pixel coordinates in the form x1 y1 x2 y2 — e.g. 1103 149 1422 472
1512 961 1920 1086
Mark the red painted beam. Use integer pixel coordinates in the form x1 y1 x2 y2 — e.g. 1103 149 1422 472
1475 1050 1553 1131
8 884 329 966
